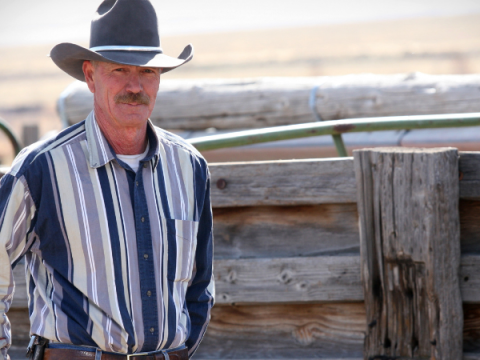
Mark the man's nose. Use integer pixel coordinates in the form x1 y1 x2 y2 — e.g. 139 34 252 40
125 73 142 93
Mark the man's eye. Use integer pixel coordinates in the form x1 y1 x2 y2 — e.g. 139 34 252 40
114 68 125 72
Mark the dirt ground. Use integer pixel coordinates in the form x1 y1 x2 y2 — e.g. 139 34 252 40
0 13 479 164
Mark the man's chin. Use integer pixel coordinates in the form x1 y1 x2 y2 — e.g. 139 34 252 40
113 112 151 126
114 105 151 123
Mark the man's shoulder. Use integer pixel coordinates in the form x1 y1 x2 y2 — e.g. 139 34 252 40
154 126 206 163
8 121 87 178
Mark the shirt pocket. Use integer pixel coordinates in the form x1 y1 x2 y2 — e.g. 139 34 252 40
164 218 199 283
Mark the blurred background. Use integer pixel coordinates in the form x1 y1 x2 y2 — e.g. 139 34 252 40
0 0 479 163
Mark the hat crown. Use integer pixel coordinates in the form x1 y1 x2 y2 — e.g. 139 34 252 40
90 0 160 49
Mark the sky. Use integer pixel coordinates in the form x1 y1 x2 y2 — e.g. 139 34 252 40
1 0 480 47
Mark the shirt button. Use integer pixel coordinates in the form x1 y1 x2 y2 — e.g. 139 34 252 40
141 217 145 222
143 163 148 168
144 253 148 259
136 181 139 187
150 327 155 333
147 290 152 297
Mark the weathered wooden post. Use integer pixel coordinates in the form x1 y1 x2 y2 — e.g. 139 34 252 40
354 147 463 359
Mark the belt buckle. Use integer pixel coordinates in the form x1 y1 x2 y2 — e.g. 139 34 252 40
127 352 150 360
127 350 169 360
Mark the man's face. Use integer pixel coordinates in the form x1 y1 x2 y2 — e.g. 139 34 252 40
83 60 161 129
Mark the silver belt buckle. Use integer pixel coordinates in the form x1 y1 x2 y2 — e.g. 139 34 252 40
127 352 150 360
127 350 169 360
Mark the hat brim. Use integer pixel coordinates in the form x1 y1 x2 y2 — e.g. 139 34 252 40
50 43 194 81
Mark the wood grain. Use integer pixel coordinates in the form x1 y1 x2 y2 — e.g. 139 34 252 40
354 147 463 359
209 153 479 209
464 354 480 360
9 301 480 359
459 152 480 200
460 200 480 254
210 158 357 208
195 303 365 359
61 74 480 130
8 308 30 347
213 204 360 259
460 256 480 303
215 256 362 305
10 254 480 308
214 255 480 305
10 254 480 307
464 305 480 353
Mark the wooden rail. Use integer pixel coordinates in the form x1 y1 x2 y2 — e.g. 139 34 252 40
8 150 480 359
58 74 480 130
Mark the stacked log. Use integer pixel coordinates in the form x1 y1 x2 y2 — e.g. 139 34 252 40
58 73 480 130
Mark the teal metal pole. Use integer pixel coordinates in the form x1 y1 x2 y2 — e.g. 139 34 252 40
188 113 480 152
0 117 22 155
332 134 348 157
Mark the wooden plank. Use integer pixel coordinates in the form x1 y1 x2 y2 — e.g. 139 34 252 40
354 147 463 359
214 254 480 305
207 153 480 209
464 304 480 353
215 256 362 305
464 354 480 360
12 255 480 309
8 304 480 359
210 158 356 208
1 153 477 209
195 303 365 359
460 256 480 303
460 200 480 254
460 152 480 200
9 254 480 307
8 308 30 347
214 255 480 305
61 74 480 130
213 204 359 259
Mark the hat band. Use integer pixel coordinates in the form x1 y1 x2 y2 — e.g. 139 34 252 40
90 45 163 53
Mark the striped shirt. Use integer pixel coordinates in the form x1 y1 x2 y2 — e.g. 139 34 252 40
0 112 215 360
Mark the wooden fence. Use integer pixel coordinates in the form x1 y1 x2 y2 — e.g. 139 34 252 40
56 73 480 162
8 148 480 359
58 73 480 130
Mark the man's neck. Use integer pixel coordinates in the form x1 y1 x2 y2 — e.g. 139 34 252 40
94 112 149 155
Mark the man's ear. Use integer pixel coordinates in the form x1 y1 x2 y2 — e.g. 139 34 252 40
83 61 96 93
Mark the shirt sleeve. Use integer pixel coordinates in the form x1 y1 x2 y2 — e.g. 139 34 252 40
185 173 215 357
0 174 37 360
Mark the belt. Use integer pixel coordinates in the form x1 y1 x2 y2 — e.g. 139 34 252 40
43 347 188 360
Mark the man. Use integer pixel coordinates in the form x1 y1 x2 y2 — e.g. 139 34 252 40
0 1 214 359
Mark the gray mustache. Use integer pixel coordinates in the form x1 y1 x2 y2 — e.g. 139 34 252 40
114 93 150 105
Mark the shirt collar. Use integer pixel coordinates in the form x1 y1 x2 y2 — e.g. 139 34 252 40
85 111 160 169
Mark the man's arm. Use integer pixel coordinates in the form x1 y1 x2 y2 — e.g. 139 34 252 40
185 175 215 357
0 173 37 360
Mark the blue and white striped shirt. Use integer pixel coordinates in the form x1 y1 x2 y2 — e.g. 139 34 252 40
0 112 215 360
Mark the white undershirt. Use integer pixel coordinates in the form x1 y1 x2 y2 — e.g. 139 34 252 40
116 142 149 172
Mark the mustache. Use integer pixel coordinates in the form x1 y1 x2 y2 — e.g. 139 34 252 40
114 92 150 105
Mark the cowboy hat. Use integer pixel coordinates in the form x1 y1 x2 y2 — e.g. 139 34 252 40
50 0 193 81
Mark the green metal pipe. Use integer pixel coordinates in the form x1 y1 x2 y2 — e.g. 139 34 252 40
332 134 348 157
0 117 22 156
188 113 480 154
